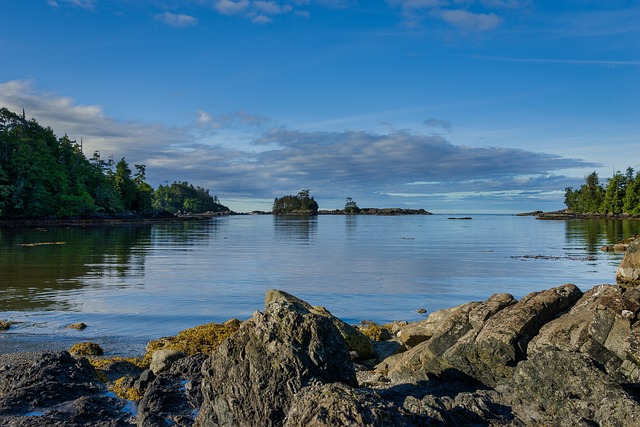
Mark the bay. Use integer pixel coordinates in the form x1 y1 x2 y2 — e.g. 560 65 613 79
1 215 639 355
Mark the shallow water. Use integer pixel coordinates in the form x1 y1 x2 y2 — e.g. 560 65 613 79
1 215 638 355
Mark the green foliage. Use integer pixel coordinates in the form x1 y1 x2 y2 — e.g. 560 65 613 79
565 168 640 215
272 189 319 215
344 196 360 214
152 181 228 214
0 107 158 218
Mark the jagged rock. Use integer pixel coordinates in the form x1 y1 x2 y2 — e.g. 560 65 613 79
196 290 356 427
283 382 415 426
498 347 640 426
379 285 582 386
443 283 583 385
265 289 374 359
377 292 517 385
0 351 132 426
137 354 207 427
529 284 640 382
396 306 460 348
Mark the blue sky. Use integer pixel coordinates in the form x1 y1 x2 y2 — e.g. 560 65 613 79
1 1 638 213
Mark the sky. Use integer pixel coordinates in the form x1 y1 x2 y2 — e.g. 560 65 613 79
0 1 638 213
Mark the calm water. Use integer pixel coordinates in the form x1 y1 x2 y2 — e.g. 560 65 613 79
1 215 639 355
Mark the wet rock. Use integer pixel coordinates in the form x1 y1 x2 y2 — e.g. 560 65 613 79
66 322 88 330
283 382 415 427
0 351 132 426
196 290 356 427
137 375 196 427
0 320 10 331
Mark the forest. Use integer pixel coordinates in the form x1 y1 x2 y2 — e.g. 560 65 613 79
564 169 640 215
0 108 228 219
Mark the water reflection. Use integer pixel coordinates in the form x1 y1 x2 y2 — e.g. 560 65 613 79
273 216 318 242
0 226 152 311
564 219 640 254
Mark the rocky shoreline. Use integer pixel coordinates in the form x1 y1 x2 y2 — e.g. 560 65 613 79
2 239 640 426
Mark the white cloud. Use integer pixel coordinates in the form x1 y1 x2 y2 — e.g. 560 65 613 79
0 80 595 211
48 0 96 9
439 9 501 31
214 0 251 15
154 12 199 28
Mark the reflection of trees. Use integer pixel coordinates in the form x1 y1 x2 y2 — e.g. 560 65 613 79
274 216 317 242
150 219 221 246
565 219 640 254
0 226 151 311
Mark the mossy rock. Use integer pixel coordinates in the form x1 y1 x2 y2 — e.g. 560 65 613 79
0 320 10 331
66 322 88 330
358 320 393 342
144 318 241 364
69 341 104 356
110 376 144 401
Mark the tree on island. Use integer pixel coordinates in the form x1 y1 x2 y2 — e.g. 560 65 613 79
564 168 640 215
344 196 360 214
272 189 319 215
153 181 228 214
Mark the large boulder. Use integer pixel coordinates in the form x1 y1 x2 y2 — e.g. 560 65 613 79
0 351 132 426
378 284 583 386
617 237 640 285
265 289 374 359
283 382 415 427
499 347 640 426
529 283 640 382
196 290 356 427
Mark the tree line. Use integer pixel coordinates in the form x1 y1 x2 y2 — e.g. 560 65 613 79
272 189 319 215
0 108 227 218
564 168 640 215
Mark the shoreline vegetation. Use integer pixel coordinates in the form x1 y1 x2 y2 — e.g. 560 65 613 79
1 238 639 426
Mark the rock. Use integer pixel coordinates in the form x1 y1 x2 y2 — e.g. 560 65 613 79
396 305 464 348
443 283 583 385
371 340 404 362
196 290 356 427
66 322 88 330
379 285 582 386
498 347 640 426
137 375 195 427
378 292 517 385
0 320 10 331
150 349 186 375
265 289 374 359
283 382 415 427
529 284 640 382
137 354 208 427
69 341 104 356
617 239 640 284
0 351 132 426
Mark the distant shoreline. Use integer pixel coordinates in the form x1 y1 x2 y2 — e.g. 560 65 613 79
518 209 640 220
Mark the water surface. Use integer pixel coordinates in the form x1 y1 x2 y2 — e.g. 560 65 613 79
1 215 638 355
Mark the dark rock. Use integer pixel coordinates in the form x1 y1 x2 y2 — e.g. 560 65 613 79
283 382 416 427
66 322 88 330
196 290 356 427
0 320 10 330
0 351 133 426
498 347 640 426
137 375 196 427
